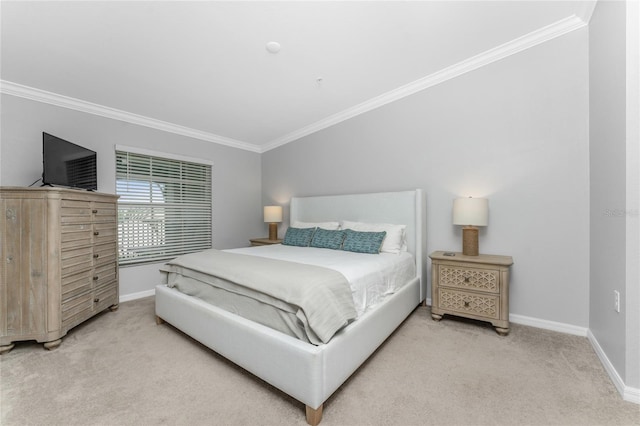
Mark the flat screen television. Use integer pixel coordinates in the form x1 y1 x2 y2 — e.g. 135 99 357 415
42 132 97 190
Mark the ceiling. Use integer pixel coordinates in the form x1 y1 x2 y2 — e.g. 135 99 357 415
1 1 595 153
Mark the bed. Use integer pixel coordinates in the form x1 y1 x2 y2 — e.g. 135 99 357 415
154 189 426 425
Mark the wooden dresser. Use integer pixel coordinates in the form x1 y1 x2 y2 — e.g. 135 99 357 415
429 251 513 335
0 187 119 353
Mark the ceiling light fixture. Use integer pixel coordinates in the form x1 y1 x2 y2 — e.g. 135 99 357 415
265 41 281 54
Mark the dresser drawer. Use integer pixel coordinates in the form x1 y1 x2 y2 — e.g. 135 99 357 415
62 270 93 300
61 223 93 250
93 285 118 313
92 202 117 223
93 242 117 267
61 200 92 224
94 263 117 287
61 246 93 276
62 291 92 324
438 288 500 320
438 265 500 293
92 222 117 244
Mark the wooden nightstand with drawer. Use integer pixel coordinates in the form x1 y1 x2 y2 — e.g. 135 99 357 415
429 251 513 335
250 238 283 246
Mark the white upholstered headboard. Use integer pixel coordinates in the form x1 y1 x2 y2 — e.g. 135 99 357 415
289 189 426 302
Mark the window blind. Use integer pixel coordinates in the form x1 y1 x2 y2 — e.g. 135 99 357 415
116 150 212 265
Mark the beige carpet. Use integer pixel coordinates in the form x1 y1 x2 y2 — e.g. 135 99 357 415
1 296 638 426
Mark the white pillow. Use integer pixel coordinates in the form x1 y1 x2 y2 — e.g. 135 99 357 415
292 221 340 230
340 220 407 254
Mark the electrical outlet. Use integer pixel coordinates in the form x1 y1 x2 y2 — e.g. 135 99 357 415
614 290 620 313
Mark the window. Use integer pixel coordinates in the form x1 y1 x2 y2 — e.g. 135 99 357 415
116 148 212 265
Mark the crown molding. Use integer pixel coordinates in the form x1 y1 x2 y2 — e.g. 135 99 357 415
261 14 588 152
0 80 261 153
576 0 598 23
1 14 588 155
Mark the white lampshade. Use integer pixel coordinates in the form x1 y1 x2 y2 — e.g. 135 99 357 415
263 206 283 223
453 197 489 226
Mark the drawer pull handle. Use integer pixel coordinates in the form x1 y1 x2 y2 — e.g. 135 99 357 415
464 301 470 308
93 254 99 258
92 209 98 214
94 298 100 303
463 276 471 283
94 231 100 236
93 276 99 281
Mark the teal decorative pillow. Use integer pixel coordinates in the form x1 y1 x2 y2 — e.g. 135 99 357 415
283 227 316 247
342 229 387 254
311 228 346 250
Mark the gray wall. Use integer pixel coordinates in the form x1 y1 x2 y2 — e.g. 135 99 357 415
0 94 263 297
589 0 627 386
589 0 640 391
626 0 640 393
263 29 590 327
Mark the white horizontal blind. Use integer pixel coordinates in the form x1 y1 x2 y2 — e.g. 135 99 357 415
116 150 212 265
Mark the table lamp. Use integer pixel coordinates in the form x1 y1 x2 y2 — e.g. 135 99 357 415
263 205 283 240
453 197 488 256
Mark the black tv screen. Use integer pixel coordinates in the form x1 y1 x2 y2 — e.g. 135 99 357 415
42 132 97 190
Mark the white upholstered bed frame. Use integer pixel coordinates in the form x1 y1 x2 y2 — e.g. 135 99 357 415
155 189 426 425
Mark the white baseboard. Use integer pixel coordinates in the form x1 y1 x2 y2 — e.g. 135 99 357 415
625 386 640 404
119 289 155 303
509 313 589 336
588 330 640 404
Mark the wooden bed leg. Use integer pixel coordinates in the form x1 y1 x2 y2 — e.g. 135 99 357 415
305 404 323 426
155 316 165 325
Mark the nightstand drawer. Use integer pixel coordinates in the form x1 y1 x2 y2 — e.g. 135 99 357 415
438 265 500 293
438 288 500 320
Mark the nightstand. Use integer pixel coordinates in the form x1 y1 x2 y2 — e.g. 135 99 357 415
429 251 513 335
250 238 283 246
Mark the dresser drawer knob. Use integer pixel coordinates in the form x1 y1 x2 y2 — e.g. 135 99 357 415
94 231 100 236
93 254 99 258
94 298 100 303
92 209 98 214
464 301 470 308
93 276 99 281
464 276 471 283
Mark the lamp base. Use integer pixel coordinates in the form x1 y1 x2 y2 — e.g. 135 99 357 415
268 223 278 240
462 226 479 256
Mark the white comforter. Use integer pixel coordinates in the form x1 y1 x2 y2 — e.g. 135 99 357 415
163 248 358 344
227 244 416 317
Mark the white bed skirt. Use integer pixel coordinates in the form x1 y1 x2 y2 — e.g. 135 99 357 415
155 275 420 410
